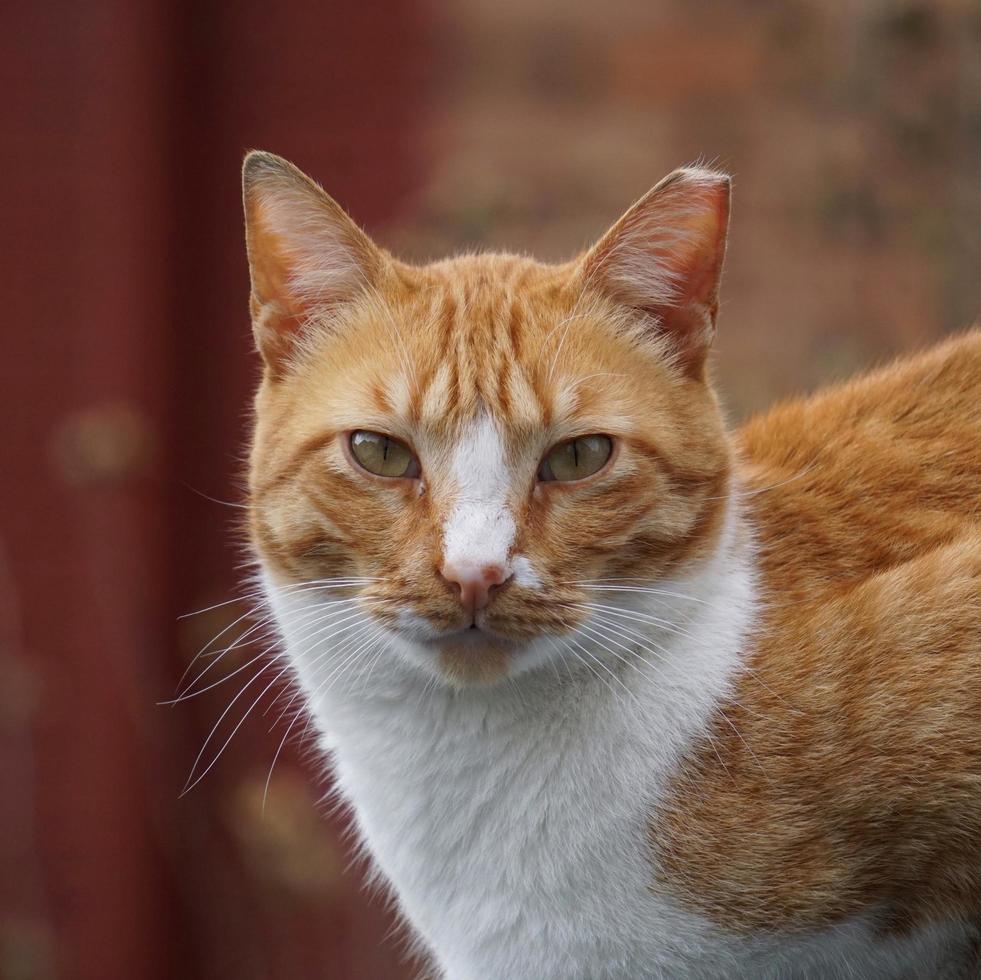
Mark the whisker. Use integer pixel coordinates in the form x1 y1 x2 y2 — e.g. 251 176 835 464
549 625 634 709
174 597 371 702
174 605 272 694
174 578 376 695
584 613 782 774
181 600 394 792
707 462 818 501
180 482 250 510
178 577 379 620
562 601 695 640
567 630 641 708
573 618 672 685
182 659 294 796
267 620 382 728
577 618 740 785
164 648 271 706
578 613 682 667
547 638 607 700
352 631 392 693
555 580 710 605
262 625 388 811
591 607 796 715
289 623 392 743
181 658 285 795
262 705 307 811
174 601 329 701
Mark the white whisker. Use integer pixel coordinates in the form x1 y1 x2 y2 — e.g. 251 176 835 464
562 601 695 640
262 624 389 811
182 659 294 796
173 596 373 703
174 578 378 695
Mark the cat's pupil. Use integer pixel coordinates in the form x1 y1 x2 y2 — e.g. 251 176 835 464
541 434 612 482
349 430 418 479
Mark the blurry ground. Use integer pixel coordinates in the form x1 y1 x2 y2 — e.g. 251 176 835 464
386 0 981 418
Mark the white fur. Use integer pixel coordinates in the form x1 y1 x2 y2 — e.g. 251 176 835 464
263 501 974 979
441 413 515 575
510 554 541 589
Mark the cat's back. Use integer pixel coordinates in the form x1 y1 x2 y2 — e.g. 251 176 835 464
737 327 980 592
656 330 981 941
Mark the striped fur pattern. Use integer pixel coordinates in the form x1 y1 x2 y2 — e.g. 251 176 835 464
243 151 981 978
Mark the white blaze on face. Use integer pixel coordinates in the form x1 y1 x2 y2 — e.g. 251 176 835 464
441 413 516 574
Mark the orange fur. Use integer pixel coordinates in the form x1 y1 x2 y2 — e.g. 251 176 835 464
244 155 736 681
248 250 731 682
243 152 980 935
655 331 981 934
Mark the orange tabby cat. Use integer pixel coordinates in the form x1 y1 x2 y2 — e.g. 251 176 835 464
243 150 980 979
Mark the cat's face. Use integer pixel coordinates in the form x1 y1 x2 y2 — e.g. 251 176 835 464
245 153 732 685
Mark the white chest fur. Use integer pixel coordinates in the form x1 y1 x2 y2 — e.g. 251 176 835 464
264 516 754 979
328 683 714 979
263 530 972 980
285 637 733 978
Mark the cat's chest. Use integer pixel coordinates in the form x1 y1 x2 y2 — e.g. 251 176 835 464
322 684 697 978
329 712 976 980
330 688 651 890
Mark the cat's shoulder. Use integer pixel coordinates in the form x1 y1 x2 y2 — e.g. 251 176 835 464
734 328 980 593
654 331 981 939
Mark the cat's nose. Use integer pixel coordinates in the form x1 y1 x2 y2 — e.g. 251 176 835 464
440 561 512 614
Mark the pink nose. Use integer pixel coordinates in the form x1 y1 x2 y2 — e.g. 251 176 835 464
440 562 511 614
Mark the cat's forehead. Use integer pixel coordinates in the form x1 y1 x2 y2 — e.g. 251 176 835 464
296 252 673 453
412 252 573 300
397 254 578 360
384 255 632 427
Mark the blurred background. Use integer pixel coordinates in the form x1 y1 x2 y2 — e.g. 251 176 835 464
2 1 979 977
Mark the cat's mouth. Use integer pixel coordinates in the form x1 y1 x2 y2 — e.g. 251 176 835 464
426 624 513 652
383 607 563 684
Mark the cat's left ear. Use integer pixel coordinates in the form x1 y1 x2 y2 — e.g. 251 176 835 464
580 167 730 379
242 151 384 375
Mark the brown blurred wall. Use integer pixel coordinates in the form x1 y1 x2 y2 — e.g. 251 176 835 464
1 2 428 978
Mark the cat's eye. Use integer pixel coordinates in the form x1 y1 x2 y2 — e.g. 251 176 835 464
539 435 613 483
348 430 420 479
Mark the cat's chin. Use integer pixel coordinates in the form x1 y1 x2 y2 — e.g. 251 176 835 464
418 628 513 686
401 628 546 687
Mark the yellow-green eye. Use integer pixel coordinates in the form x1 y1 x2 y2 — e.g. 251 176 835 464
349 431 420 479
539 435 613 483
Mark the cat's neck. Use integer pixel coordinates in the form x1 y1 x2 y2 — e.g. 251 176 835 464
277 500 756 978
287 495 756 772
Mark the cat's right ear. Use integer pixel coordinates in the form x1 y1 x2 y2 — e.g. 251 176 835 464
579 167 730 380
242 151 382 375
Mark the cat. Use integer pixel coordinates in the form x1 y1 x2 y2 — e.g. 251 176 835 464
241 150 981 979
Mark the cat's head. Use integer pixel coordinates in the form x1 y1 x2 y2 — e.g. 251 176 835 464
244 152 732 686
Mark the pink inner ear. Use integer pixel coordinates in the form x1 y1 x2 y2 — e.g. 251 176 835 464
585 170 730 377
642 297 719 378
665 197 730 307
645 194 728 370
245 192 336 375
244 164 383 375
248 227 304 327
